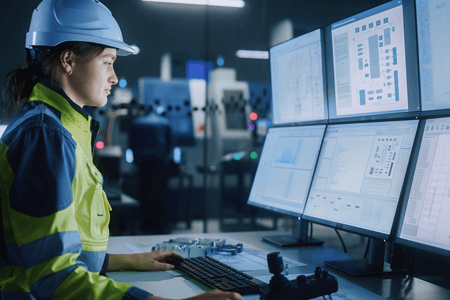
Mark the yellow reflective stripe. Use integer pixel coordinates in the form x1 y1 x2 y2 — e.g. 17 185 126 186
9 203 78 247
24 253 80 286
62 116 92 161
101 191 112 235
0 144 15 244
53 266 131 300
1 265 29 293
0 144 13 192
0 265 12 286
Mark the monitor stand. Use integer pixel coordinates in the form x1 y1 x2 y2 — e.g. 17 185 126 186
262 218 324 247
324 238 403 276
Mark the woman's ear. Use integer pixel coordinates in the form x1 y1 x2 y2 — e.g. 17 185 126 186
60 50 74 75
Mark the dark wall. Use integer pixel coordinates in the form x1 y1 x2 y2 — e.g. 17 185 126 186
0 0 385 101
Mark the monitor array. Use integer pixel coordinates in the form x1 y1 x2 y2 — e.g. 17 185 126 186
250 0 450 256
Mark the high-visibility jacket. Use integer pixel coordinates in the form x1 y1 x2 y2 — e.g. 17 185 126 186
0 78 152 299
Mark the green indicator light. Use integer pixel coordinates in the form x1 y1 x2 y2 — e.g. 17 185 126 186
250 151 258 159
234 154 241 160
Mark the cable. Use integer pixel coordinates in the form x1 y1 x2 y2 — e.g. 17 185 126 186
334 229 347 253
364 238 370 258
310 222 313 238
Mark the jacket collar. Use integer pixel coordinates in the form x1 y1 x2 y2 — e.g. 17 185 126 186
28 78 93 132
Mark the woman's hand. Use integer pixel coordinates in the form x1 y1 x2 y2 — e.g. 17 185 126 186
107 251 184 271
133 251 184 271
148 289 244 300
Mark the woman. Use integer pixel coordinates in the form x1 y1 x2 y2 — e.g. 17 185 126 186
0 1 243 299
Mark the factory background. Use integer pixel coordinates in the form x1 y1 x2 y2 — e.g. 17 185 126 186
4 0 450 292
1 0 389 234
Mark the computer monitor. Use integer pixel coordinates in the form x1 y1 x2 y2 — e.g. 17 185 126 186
0 125 7 138
416 0 450 115
302 119 419 275
396 117 450 257
326 0 420 122
247 124 326 246
269 29 327 125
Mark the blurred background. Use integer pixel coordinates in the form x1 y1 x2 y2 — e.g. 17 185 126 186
0 0 389 237
0 0 409 275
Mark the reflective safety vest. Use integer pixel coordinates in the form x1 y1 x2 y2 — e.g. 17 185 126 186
0 79 151 299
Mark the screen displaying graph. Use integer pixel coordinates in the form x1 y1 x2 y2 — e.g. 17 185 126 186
270 29 327 124
329 0 409 118
273 138 303 165
247 125 326 216
416 0 450 111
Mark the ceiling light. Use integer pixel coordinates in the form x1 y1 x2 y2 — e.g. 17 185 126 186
142 0 245 8
236 50 269 59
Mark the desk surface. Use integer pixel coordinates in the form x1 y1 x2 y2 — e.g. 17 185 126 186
108 231 450 300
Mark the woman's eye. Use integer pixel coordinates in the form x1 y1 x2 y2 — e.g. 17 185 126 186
105 62 112 66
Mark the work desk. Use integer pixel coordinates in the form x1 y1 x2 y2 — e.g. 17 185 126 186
107 231 450 300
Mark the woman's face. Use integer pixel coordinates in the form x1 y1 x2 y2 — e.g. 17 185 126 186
68 47 118 107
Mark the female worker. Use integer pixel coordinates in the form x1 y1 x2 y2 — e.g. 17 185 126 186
0 1 243 299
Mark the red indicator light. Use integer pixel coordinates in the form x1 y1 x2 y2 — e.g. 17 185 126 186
249 112 258 121
96 141 105 149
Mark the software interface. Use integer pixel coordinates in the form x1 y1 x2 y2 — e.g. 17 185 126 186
400 118 450 251
248 125 326 216
416 0 450 111
303 120 419 234
270 29 326 124
330 0 408 118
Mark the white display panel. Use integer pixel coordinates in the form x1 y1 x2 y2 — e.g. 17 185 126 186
248 125 326 216
400 118 450 251
270 29 326 124
304 120 418 234
416 0 450 111
331 0 408 117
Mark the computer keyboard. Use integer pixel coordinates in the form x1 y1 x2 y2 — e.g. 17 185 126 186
176 256 268 295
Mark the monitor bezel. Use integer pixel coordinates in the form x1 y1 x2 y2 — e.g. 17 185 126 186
325 0 421 123
247 124 327 218
301 118 422 242
269 28 329 126
395 116 450 257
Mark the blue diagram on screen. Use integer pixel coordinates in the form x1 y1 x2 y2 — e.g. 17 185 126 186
274 139 303 165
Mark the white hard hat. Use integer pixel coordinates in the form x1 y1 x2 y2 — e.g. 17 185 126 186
25 0 136 56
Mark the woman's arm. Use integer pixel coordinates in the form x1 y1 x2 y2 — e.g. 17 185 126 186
107 251 183 271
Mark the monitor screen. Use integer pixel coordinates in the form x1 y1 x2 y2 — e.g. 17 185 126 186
397 117 450 255
303 119 419 239
0 125 7 139
327 0 420 121
247 125 326 217
416 0 450 113
270 29 327 125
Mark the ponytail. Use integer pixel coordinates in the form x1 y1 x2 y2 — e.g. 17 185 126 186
2 63 40 115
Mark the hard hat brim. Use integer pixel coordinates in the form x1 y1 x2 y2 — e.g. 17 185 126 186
26 31 136 56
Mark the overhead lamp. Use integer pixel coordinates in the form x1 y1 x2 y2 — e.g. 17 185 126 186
236 50 269 59
142 0 245 8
